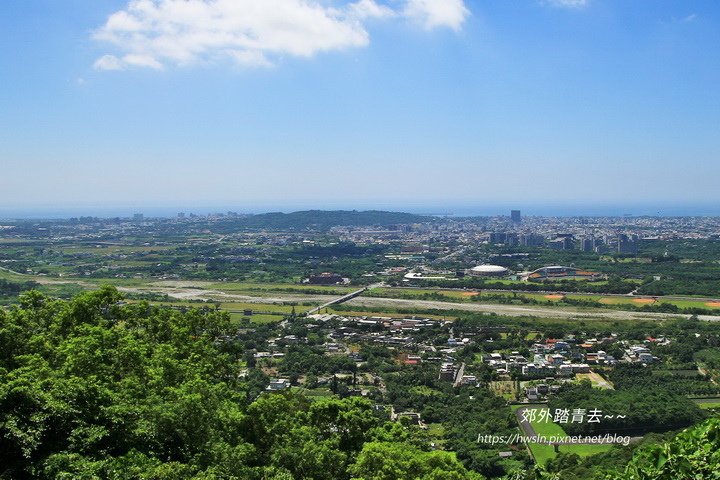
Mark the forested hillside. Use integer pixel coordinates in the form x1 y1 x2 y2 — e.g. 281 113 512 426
0 287 479 479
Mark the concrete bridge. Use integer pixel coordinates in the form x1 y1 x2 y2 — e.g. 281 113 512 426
305 283 382 315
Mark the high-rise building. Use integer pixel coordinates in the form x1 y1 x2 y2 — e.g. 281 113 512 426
511 210 521 223
520 234 545 246
489 232 508 244
133 213 144 222
580 238 594 252
618 234 639 254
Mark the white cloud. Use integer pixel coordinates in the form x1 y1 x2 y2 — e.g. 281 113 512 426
543 0 589 7
94 54 125 70
123 54 165 69
347 0 396 20
227 49 275 67
93 0 470 70
403 0 469 31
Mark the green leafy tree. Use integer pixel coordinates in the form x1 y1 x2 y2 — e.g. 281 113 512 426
607 418 720 480
349 442 485 480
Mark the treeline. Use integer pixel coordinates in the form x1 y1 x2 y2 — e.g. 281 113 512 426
607 363 720 396
409 276 638 294
0 278 40 297
637 275 720 297
548 382 707 437
548 364 710 437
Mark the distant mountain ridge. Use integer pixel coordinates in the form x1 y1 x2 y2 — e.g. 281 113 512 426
234 210 432 231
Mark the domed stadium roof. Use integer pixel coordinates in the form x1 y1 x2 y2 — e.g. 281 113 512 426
470 265 508 274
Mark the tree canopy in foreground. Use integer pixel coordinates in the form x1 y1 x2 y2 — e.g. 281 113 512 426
0 287 480 480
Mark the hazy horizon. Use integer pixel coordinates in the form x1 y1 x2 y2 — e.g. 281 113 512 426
2 200 720 220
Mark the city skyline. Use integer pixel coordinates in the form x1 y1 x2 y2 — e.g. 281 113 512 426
2 0 720 214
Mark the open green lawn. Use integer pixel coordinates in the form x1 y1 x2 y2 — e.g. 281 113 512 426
425 422 447 447
409 385 436 395
292 387 335 401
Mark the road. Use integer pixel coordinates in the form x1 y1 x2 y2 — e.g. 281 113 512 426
453 362 466 387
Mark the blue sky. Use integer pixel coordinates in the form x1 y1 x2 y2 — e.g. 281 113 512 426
1 0 720 217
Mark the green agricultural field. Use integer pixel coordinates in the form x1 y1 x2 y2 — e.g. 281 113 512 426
83 278 161 287
117 299 297 325
599 296 720 310
215 281 355 294
229 312 284 324
218 301 311 314
0 268 30 280
370 287 450 297
324 306 454 321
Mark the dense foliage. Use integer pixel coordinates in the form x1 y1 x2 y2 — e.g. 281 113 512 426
0 287 481 479
0 278 40 298
548 381 707 436
606 418 720 480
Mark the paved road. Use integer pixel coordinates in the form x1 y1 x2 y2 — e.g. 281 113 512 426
453 362 466 387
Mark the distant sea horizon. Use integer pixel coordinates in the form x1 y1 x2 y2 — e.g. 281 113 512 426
1 202 719 220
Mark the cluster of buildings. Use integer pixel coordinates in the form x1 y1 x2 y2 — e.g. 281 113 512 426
490 231 640 254
309 314 445 346
481 336 626 381
625 344 660 363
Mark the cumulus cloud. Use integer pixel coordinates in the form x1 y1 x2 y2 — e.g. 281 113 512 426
93 0 470 70
403 0 469 31
347 0 396 20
